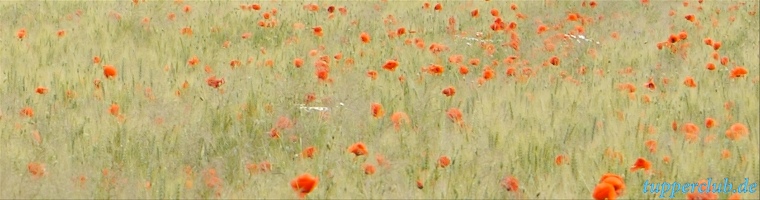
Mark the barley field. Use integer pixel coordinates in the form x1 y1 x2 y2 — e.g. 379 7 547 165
0 0 758 199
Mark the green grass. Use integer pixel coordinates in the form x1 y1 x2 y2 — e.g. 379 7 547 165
0 0 758 199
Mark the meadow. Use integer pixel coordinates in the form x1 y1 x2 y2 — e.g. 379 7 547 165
0 0 758 199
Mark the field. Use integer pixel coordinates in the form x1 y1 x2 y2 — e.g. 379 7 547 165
0 0 758 199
